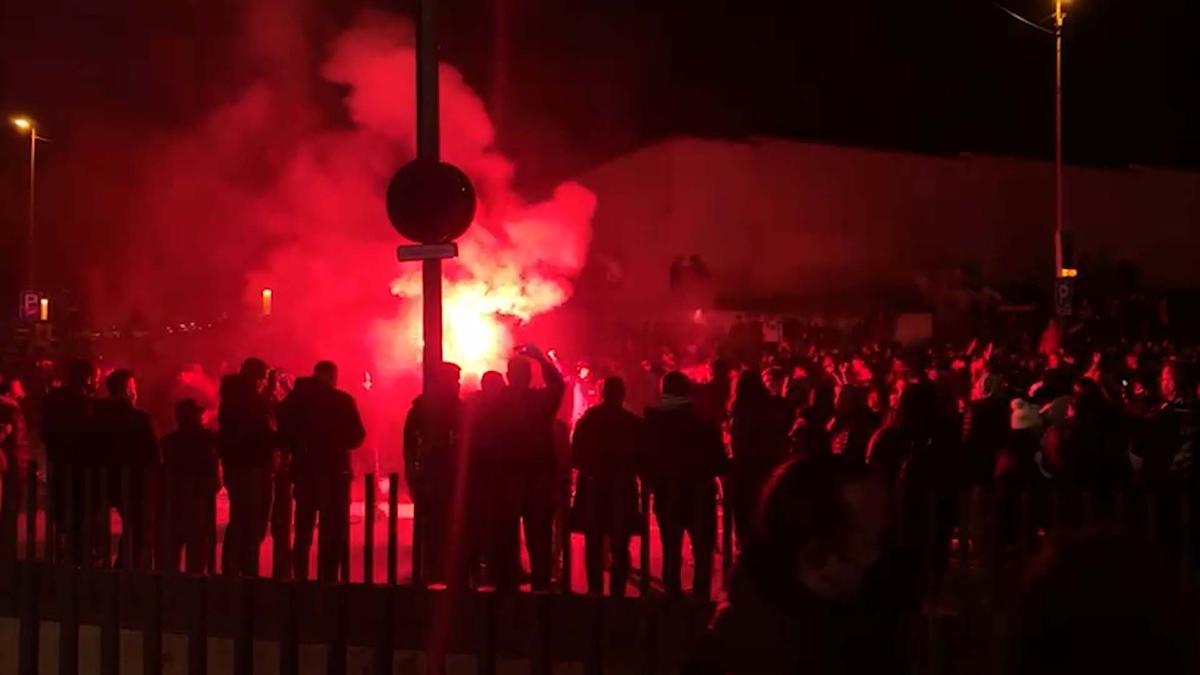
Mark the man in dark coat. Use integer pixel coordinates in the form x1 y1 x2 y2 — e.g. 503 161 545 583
281 361 366 581
219 357 280 577
161 398 221 574
41 360 99 563
404 362 465 584
729 370 792 546
0 377 30 560
643 371 727 601
570 376 643 597
93 369 159 568
491 346 566 591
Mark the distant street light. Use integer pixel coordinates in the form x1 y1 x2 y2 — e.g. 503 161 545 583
10 115 50 290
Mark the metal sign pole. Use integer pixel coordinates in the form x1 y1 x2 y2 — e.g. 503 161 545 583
418 0 442 391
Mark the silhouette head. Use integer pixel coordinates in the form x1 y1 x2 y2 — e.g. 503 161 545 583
431 362 462 399
508 356 533 390
106 369 137 405
240 357 270 393
601 377 626 405
175 398 204 429
661 371 691 398
480 371 505 395
313 360 338 388
0 377 24 401
66 359 99 393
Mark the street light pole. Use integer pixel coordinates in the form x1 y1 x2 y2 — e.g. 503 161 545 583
418 0 442 390
1053 0 1065 279
27 124 37 290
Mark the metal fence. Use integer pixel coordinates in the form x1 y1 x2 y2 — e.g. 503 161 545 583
2 461 1197 674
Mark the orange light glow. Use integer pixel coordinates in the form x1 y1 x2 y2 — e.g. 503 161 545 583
10 116 32 132
39 297 49 321
261 288 273 317
1059 268 1078 278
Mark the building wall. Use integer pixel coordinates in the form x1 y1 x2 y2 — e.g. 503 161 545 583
577 137 1200 305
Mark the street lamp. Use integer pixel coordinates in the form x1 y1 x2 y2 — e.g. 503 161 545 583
10 115 49 290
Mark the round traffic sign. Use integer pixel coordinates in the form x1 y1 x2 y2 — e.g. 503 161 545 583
386 159 476 244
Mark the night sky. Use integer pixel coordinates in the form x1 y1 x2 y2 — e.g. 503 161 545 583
0 0 1196 297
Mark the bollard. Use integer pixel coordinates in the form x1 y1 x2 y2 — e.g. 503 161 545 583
159 467 173 573
640 488 652 597
476 590 497 675
144 467 157 571
58 566 79 675
388 473 399 585
364 473 376 584
341 475 352 584
187 576 207 675
279 582 299 675
273 472 292 581
144 573 164 675
82 467 93 568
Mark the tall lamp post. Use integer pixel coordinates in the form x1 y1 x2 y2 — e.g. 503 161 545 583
10 115 48 290
1053 0 1066 280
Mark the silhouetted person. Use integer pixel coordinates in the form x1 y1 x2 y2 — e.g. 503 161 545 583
0 377 29 559
281 361 365 581
42 360 99 563
1012 534 1192 675
93 369 159 568
161 399 220 573
1041 378 1131 492
962 373 1010 484
219 357 279 576
465 370 507 584
404 362 465 584
492 346 566 591
570 377 644 597
692 359 735 428
729 370 791 545
643 371 726 600
689 456 904 675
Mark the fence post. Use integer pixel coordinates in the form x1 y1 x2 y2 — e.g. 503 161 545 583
159 467 172 573
641 598 658 675
17 563 39 675
364 473 376 584
341 475 351 584
187 576 207 675
584 598 604 675
640 487 652 597
1018 491 1032 564
144 573 164 675
1146 492 1159 546
388 473 399 585
58 566 79 675
83 468 94 568
476 589 496 675
144 467 158 572
233 578 254 675
372 586 395 675
279 582 299 675
46 464 57 564
532 592 552 675
412 490 424 587
328 583 347 675
100 571 120 675
24 462 38 562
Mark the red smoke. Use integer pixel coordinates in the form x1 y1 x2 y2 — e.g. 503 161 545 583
100 11 595 385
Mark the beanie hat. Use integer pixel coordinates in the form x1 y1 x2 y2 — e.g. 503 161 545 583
1011 398 1043 431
